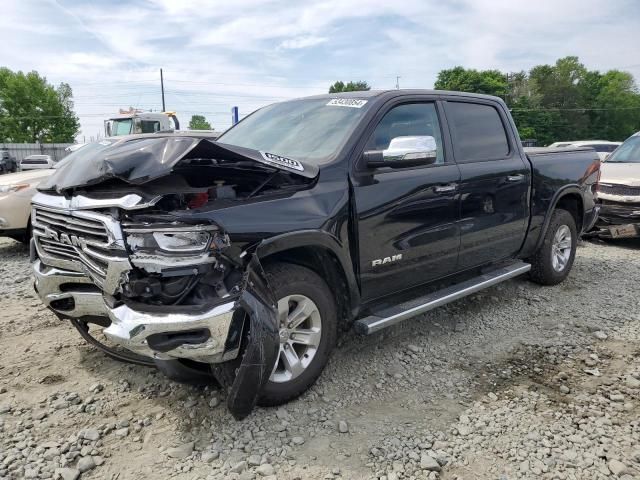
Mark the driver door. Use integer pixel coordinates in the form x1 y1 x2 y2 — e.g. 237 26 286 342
351 100 461 301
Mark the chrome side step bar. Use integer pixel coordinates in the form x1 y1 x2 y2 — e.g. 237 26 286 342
354 261 531 335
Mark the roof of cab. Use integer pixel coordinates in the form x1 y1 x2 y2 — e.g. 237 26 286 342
296 89 506 103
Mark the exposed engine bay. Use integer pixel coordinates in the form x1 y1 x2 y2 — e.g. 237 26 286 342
31 136 316 419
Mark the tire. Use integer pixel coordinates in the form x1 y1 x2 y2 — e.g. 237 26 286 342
257 262 338 407
154 359 219 387
528 208 577 286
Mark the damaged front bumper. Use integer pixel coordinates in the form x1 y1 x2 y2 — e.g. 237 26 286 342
30 191 280 419
593 199 640 238
33 256 279 419
33 258 243 363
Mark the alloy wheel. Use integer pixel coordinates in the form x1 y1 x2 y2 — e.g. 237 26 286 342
551 224 572 272
270 294 322 383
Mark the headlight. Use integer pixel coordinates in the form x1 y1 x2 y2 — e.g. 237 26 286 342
0 184 29 193
125 226 214 254
153 231 211 252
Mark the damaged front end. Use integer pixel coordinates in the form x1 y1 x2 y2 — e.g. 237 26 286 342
31 137 313 419
594 184 640 239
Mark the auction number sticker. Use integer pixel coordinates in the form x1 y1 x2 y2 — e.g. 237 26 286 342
259 151 304 171
326 98 368 108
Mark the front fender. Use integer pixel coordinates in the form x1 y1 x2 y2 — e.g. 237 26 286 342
254 229 361 315
225 256 279 420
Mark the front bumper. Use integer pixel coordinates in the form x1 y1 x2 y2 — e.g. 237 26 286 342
33 259 241 363
593 200 640 238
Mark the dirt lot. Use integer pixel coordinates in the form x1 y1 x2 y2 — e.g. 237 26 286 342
1 236 639 480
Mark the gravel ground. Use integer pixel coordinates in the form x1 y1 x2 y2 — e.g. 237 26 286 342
1 236 639 480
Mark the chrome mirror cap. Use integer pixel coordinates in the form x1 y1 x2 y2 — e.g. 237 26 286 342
383 135 437 163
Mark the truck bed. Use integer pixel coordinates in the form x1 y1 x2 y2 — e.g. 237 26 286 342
521 146 600 256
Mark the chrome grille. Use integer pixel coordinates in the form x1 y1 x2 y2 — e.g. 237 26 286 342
34 208 110 244
32 205 124 289
598 184 640 196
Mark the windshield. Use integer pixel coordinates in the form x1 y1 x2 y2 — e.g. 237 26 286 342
605 135 640 163
217 98 371 165
54 140 118 169
106 119 133 136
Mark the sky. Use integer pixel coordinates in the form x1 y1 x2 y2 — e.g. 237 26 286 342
1 0 639 141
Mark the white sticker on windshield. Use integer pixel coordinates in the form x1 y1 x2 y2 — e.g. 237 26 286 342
98 140 112 146
326 98 368 108
259 151 304 171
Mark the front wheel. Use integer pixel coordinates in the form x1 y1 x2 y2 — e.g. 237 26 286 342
528 208 577 285
257 262 337 407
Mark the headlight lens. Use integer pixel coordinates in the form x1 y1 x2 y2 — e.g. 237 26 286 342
152 231 211 252
126 228 212 254
0 184 29 193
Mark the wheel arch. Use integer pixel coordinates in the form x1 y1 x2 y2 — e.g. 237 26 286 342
255 230 360 329
534 186 584 251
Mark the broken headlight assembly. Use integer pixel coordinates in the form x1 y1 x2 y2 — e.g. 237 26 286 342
125 225 220 254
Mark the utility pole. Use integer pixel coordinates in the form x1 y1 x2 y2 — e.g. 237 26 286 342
395 76 401 90
160 68 166 112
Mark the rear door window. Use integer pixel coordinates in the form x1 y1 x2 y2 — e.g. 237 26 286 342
446 102 510 162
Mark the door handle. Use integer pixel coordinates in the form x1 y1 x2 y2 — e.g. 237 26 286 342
506 174 525 182
434 183 458 193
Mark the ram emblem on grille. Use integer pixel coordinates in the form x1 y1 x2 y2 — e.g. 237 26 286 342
42 226 87 249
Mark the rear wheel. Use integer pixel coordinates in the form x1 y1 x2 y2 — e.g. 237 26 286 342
257 262 337 406
528 208 577 285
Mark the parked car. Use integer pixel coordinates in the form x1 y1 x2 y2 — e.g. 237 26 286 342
0 169 54 242
548 140 621 161
31 90 600 419
20 154 55 170
593 131 640 238
0 149 18 174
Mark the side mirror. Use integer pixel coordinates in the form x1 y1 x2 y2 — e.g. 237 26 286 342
364 136 438 169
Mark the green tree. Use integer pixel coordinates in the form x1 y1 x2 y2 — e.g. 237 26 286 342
590 70 640 140
0 67 80 143
434 67 508 97
188 114 212 130
328 81 371 93
433 57 640 145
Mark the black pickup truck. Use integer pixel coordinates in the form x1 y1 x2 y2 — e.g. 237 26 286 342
31 90 600 419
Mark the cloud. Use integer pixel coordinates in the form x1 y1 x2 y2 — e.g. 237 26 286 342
279 36 328 50
1 0 638 140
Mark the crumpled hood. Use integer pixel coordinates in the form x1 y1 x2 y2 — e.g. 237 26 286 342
600 162 640 187
38 137 318 193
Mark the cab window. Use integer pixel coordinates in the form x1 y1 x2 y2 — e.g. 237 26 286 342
139 120 161 133
447 102 510 162
365 103 445 164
